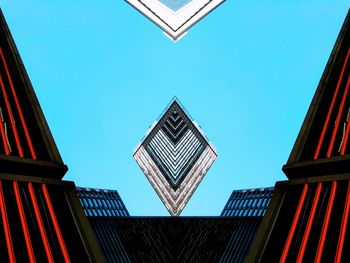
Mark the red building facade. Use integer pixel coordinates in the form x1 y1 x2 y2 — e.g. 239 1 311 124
0 9 103 262
248 9 350 263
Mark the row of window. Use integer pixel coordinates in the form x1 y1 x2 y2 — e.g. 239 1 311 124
76 187 129 217
84 208 128 217
226 195 271 209
221 202 271 217
79 196 125 210
221 188 274 217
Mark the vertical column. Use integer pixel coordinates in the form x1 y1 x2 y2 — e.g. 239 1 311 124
42 184 71 263
314 48 350 159
13 181 36 263
315 181 337 263
327 75 350 157
28 182 54 263
334 180 350 263
280 184 308 263
0 109 10 155
340 77 350 154
0 73 23 157
296 182 322 262
0 180 16 263
0 46 36 159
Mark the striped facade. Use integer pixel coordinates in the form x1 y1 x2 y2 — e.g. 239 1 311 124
76 187 129 217
0 175 103 262
249 176 350 262
134 98 217 216
248 9 350 263
0 10 67 179
283 9 350 179
221 187 274 217
0 9 103 262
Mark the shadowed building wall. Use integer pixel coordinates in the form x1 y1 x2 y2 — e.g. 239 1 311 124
248 9 350 263
88 217 261 263
0 9 103 262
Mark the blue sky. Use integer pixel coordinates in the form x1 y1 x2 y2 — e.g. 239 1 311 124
1 1 349 216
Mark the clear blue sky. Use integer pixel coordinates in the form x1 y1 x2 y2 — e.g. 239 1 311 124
1 1 349 216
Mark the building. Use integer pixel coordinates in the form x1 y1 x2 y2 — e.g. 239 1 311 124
1 4 350 263
133 97 217 216
89 216 264 263
85 8 350 260
221 187 274 217
125 0 225 40
74 185 268 262
76 187 130 217
0 9 103 262
247 8 350 263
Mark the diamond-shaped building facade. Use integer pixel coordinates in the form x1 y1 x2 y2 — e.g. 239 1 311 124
133 98 217 216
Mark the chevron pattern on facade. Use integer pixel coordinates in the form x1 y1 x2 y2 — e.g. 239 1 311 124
133 98 217 216
145 103 206 188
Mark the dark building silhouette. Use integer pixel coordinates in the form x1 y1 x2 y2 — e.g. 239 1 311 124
75 187 266 263
283 10 350 179
75 186 261 262
88 217 261 263
0 9 103 262
248 9 350 263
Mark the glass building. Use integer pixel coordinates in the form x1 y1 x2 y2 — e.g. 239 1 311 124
76 187 129 217
221 187 274 217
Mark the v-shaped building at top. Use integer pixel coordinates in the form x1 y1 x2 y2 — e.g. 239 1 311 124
125 0 225 40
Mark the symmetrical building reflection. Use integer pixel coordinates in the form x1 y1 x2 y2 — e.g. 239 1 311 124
0 6 349 263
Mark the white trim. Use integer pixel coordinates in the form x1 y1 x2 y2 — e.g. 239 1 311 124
126 0 224 40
